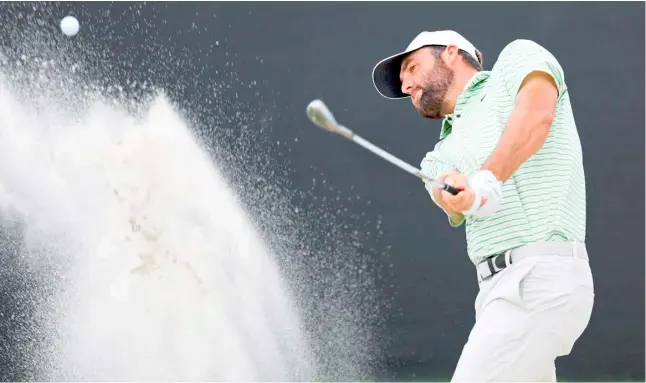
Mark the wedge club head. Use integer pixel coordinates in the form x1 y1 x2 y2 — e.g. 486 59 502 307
306 99 340 134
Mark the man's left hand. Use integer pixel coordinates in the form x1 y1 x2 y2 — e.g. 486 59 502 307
443 174 487 214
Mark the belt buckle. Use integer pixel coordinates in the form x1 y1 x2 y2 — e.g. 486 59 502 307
478 250 512 283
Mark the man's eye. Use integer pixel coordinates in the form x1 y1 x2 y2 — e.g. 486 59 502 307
410 64 417 73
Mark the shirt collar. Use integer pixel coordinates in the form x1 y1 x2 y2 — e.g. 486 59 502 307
439 71 491 140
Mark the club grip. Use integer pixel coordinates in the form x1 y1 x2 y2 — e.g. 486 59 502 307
443 184 460 196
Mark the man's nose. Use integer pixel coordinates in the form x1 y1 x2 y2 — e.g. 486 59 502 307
401 77 414 95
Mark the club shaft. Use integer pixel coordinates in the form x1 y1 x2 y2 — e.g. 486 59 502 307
352 134 422 177
339 125 459 194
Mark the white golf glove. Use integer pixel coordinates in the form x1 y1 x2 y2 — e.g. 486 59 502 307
461 170 503 218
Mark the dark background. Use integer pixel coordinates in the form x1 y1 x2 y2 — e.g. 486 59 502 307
0 2 643 381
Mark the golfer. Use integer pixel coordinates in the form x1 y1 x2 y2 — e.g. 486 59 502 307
372 30 594 381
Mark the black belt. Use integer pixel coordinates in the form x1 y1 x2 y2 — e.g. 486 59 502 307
476 250 513 283
475 242 588 283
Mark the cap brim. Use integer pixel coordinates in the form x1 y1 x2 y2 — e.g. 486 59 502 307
372 50 411 99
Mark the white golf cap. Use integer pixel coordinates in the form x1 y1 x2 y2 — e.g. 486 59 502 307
372 30 479 99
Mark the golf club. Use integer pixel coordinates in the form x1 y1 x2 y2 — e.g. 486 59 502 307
306 99 460 196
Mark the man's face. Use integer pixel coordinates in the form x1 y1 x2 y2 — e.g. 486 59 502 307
399 47 455 120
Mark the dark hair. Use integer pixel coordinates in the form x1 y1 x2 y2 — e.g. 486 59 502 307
429 45 483 71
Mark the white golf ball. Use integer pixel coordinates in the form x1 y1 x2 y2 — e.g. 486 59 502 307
60 16 79 36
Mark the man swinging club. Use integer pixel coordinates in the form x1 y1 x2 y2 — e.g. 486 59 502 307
372 30 594 381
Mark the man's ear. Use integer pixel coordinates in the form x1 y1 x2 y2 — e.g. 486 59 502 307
443 45 460 65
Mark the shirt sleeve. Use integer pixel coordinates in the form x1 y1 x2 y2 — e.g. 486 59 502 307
420 146 465 228
495 39 567 100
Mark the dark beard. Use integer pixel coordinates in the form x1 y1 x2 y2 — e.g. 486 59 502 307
417 62 454 119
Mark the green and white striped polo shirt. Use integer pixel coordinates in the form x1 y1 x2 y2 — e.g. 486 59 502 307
420 39 586 265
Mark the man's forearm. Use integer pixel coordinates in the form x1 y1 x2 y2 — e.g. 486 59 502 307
481 107 552 182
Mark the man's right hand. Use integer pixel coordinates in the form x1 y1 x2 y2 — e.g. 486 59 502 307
429 171 466 226
433 171 463 213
